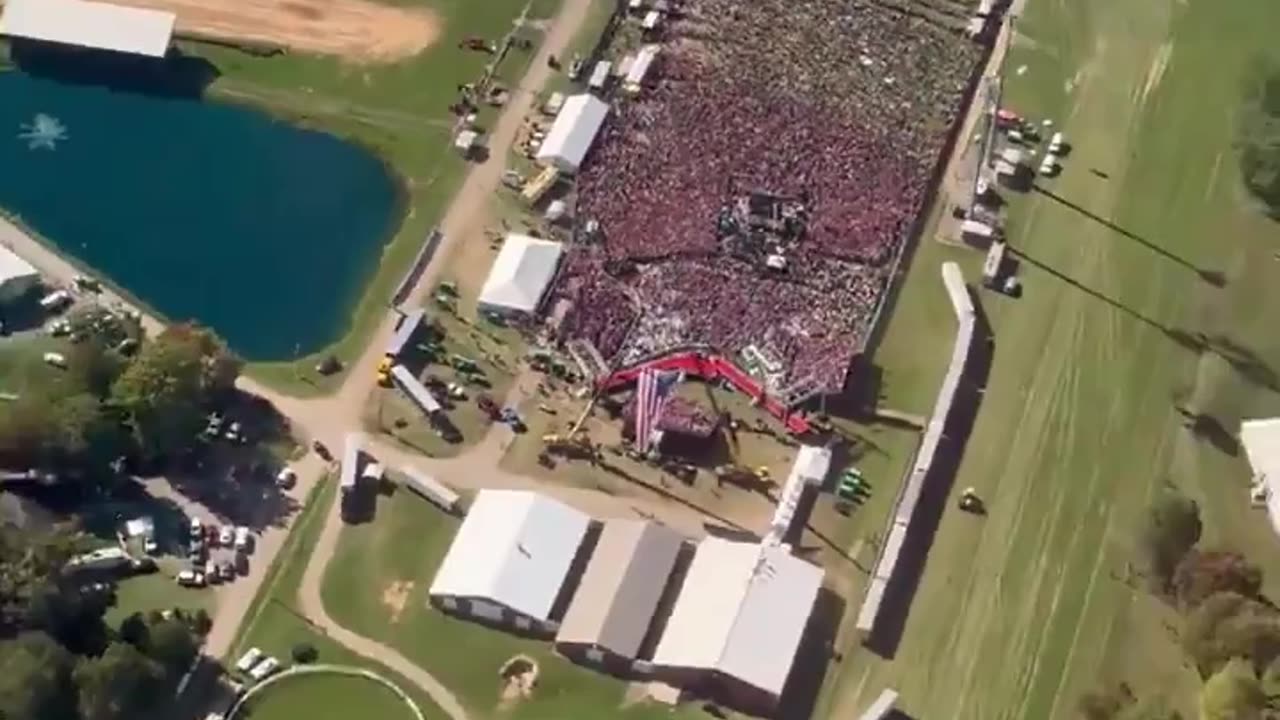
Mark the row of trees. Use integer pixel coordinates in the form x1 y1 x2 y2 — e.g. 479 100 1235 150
0 525 203 720
0 321 241 478
1085 492 1280 719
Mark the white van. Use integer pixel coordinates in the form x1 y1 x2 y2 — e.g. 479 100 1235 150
234 647 264 673
42 352 67 369
248 656 279 681
233 526 252 552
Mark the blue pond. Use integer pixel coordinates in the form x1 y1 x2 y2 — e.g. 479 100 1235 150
0 64 401 360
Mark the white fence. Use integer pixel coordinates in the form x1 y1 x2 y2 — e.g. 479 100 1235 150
226 664 425 720
856 262 976 633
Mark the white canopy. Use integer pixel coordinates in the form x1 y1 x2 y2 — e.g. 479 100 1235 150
535 94 609 173
430 490 591 622
478 234 563 315
1 0 175 57
652 538 822 698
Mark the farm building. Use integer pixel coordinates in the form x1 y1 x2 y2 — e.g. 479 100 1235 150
535 93 609 173
651 538 823 712
555 520 685 670
429 490 595 635
0 0 175 57
478 234 564 316
0 245 39 304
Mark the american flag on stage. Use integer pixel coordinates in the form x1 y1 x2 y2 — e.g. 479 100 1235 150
635 368 681 454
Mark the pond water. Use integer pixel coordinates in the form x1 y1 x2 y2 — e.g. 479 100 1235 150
0 52 401 361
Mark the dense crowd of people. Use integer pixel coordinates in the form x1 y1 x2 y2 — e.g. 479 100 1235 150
555 0 985 396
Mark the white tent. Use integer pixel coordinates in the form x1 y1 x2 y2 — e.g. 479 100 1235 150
0 0 175 57
624 44 661 93
652 538 822 702
765 446 831 544
429 490 591 628
0 245 38 303
535 94 609 173
478 234 563 315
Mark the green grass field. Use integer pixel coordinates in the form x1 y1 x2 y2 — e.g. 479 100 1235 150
188 0 563 395
321 487 706 720
229 480 448 719
814 0 1280 717
239 673 418 720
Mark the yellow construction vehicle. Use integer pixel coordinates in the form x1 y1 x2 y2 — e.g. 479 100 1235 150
376 357 393 387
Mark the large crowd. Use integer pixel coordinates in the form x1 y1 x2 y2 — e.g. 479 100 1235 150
555 0 985 396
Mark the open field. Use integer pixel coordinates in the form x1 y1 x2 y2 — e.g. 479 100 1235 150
321 487 707 720
229 480 448 718
240 673 419 720
812 0 1280 717
122 0 440 62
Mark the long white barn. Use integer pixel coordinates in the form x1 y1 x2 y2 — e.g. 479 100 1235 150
1 0 176 58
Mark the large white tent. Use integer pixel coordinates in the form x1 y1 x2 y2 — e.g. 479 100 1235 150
652 538 822 704
429 490 591 632
478 234 563 316
0 245 39 303
1 0 175 57
535 94 609 173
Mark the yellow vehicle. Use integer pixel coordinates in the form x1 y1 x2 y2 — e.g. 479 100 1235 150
376 357 393 387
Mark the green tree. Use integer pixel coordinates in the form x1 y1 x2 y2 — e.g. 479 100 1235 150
73 642 164 720
1237 59 1280 218
0 632 77 720
65 340 127 399
109 323 240 461
0 396 57 469
144 618 197 677
1174 550 1262 609
1200 657 1265 720
1138 492 1202 594
117 612 149 649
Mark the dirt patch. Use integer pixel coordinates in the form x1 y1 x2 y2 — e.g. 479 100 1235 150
380 580 413 623
117 0 441 63
498 655 539 708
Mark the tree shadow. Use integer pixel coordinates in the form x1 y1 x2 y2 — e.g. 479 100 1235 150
1174 406 1240 457
1030 185 1224 286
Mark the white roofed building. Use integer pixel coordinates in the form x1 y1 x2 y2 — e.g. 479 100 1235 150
478 234 563 316
1241 418 1280 537
1 0 175 57
556 520 684 670
0 245 39 304
765 445 831 545
651 538 823 711
429 490 594 634
535 94 609 173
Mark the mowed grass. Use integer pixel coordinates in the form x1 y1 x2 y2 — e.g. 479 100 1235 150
240 673 418 720
229 480 448 719
816 0 1280 718
321 488 706 720
186 0 565 395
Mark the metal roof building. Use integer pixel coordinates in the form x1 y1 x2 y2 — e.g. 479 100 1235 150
556 520 684 661
535 93 609 173
652 538 822 704
477 234 563 315
0 0 175 57
430 490 592 631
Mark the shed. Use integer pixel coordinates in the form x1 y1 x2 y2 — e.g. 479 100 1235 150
0 0 175 57
624 44 660 94
478 234 564 316
556 520 684 666
429 490 593 633
535 94 609 173
0 245 39 304
651 539 822 711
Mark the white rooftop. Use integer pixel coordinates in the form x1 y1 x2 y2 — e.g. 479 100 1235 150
0 245 38 285
535 93 609 173
478 234 563 314
1 0 176 58
429 489 591 622
652 538 822 698
1241 418 1280 536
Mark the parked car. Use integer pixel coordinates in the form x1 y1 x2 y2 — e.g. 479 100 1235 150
276 467 297 489
205 561 220 584
130 557 157 574
234 526 252 552
218 560 236 581
142 537 159 554
189 517 203 536
312 440 332 461
218 525 234 547
248 657 279 682
175 569 205 587
235 647 264 673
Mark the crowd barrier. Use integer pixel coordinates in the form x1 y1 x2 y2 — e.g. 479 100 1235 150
855 261 975 633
